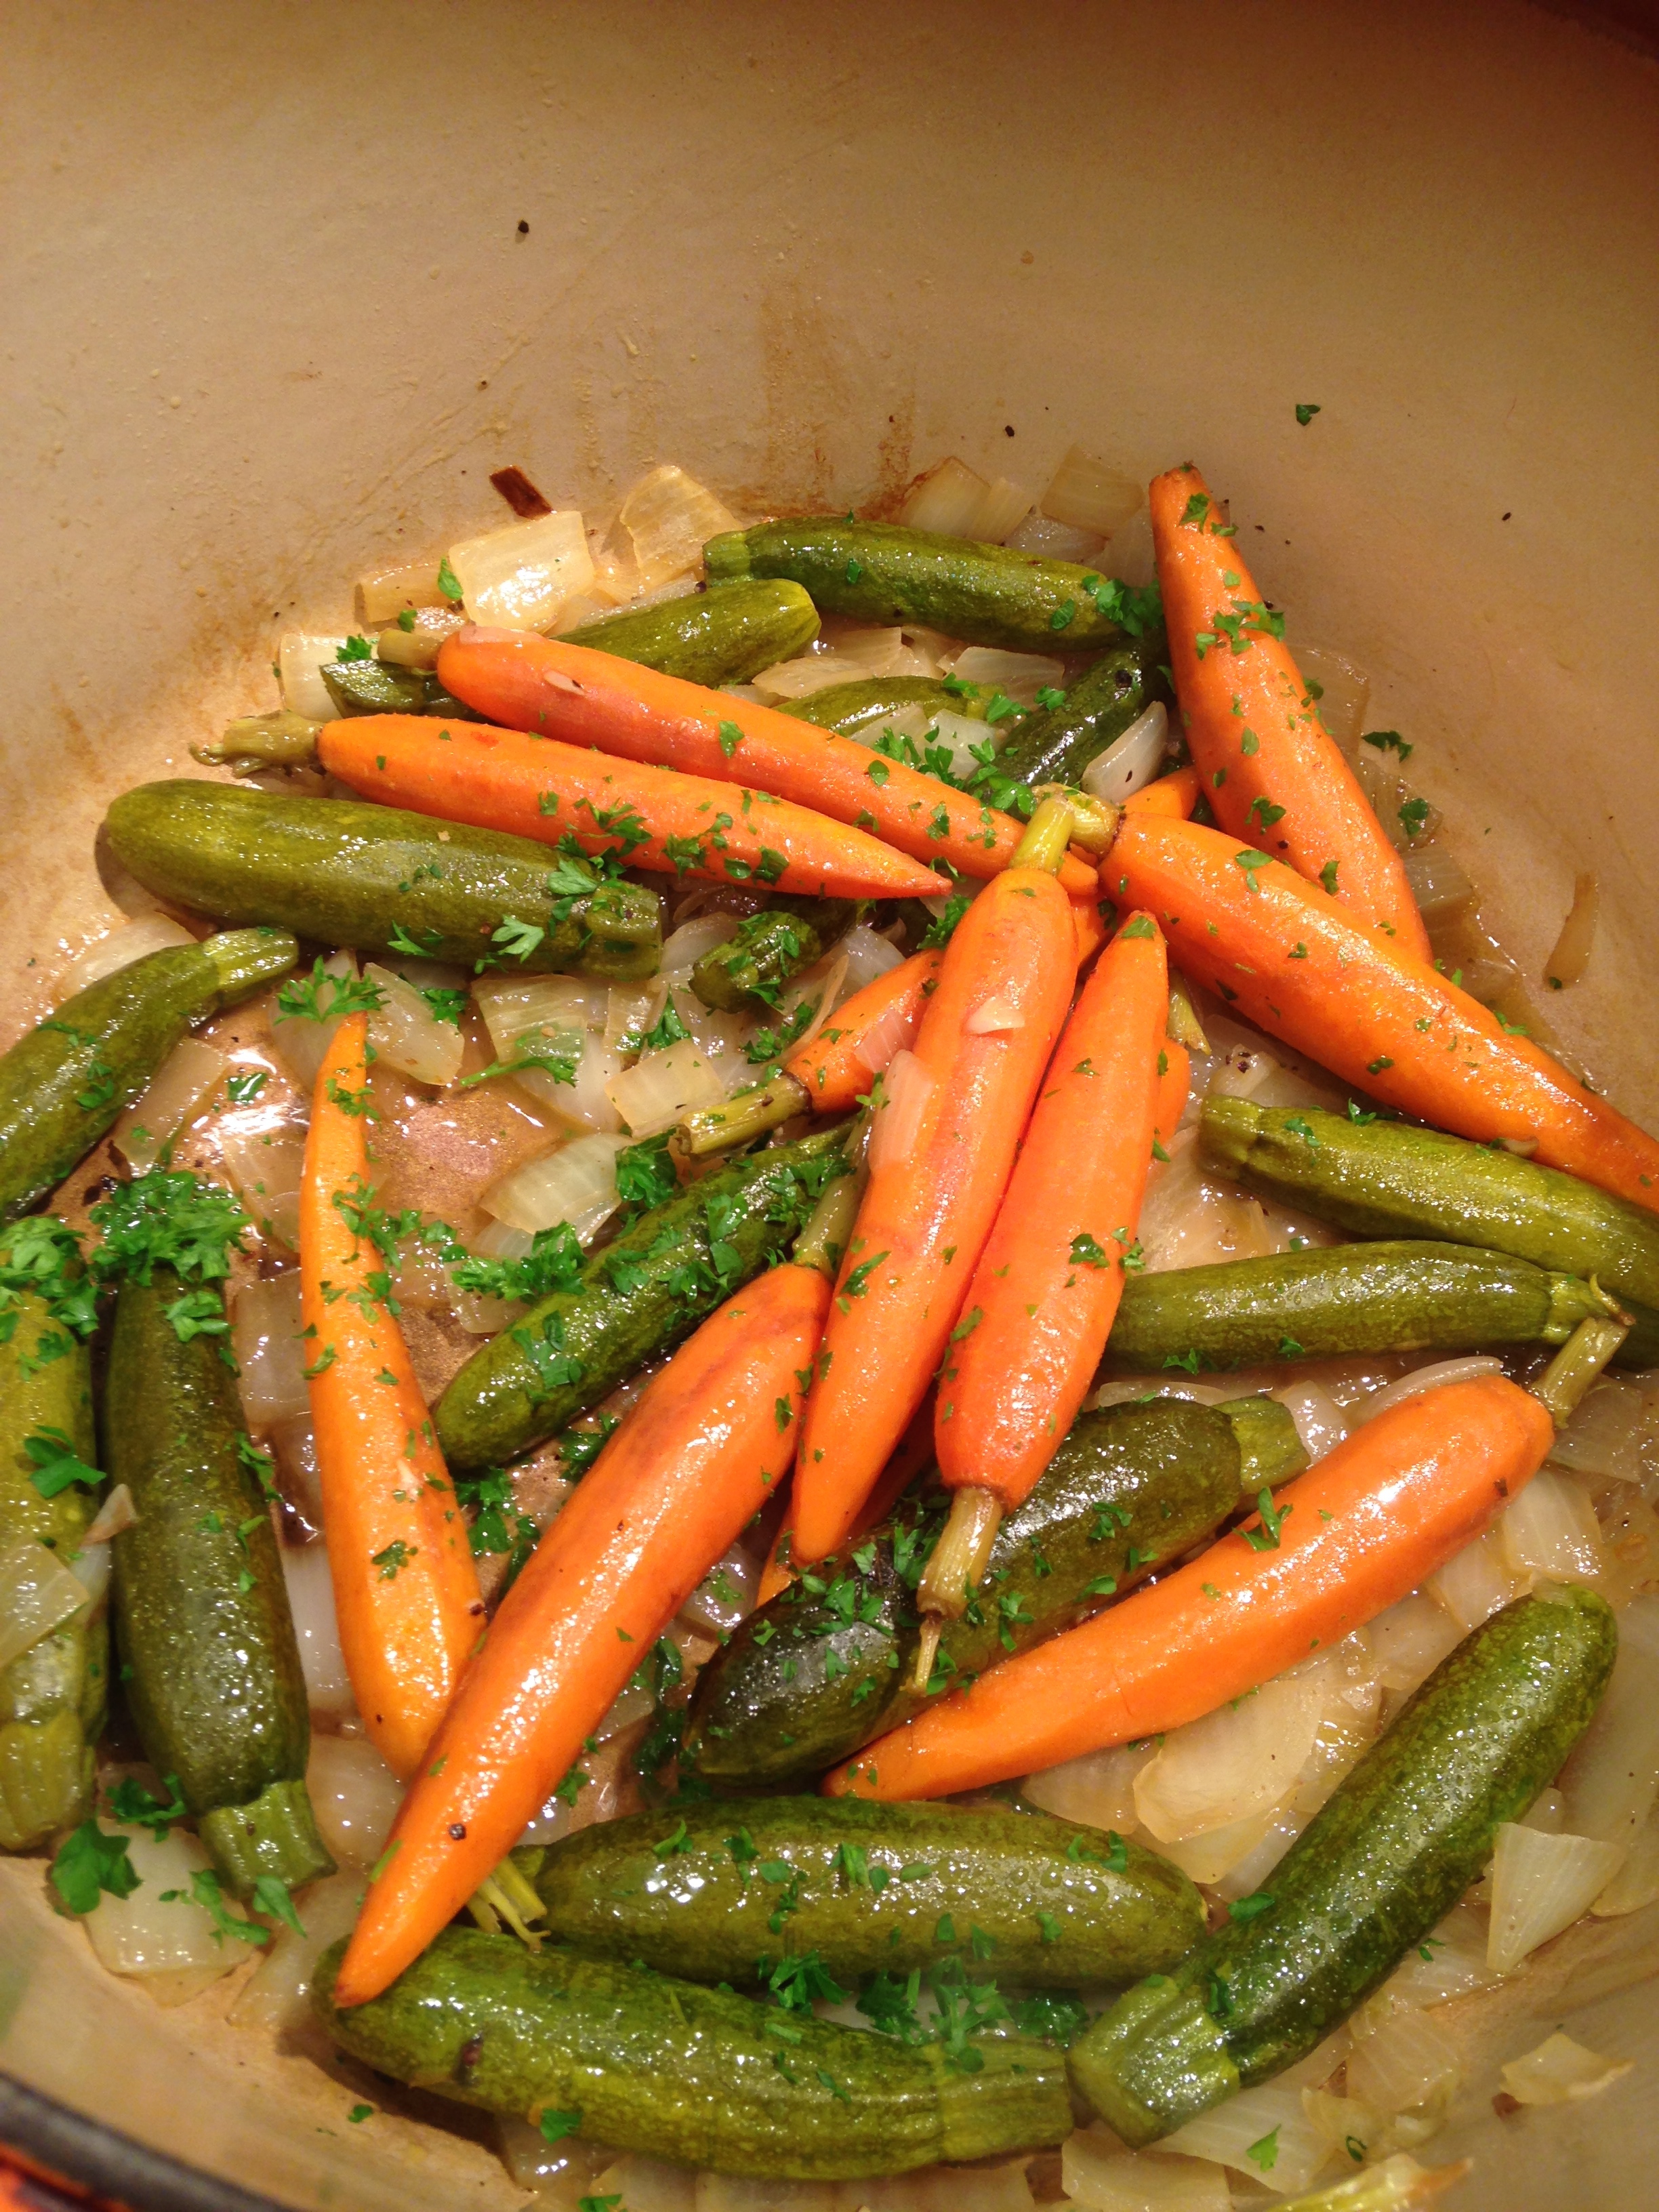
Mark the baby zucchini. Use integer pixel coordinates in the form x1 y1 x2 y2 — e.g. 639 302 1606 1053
778 677 987 741
993 641 1166 790
686 1394 1304 1788
565 579 820 685
1069 1588 1618 2144
0 928 298 1223
106 783 662 982
105 1272 332 1896
322 660 478 720
533 1795 1204 1990
314 1926 1071 2179
691 897 863 1012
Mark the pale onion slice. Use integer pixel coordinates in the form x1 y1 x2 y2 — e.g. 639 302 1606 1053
0 1540 91 1670
1592 1806 1659 1916
867 1048 935 1175
59 914 197 998
619 464 739 592
827 626 908 677
495 2116 613 2198
854 991 924 1079
481 1133 627 1240
1557 1596 1659 1847
1427 1527 1520 1635
836 2163 1038 2212
1273 1380 1351 1465
974 477 1033 544
474 972 610 1043
1080 701 1170 803
897 456 994 537
678 1542 760 1636
964 994 1025 1034
766 950 848 1065
590 2156 696 2212
1136 1132 1277 1272
920 706 991 779
1134 1671 1324 1844
230 1271 310 1425
373 606 465 667
1345 2006 1463 2118
364 963 464 1086
750 649 894 702
657 914 742 977
1548 1377 1659 1483
836 922 905 998
1207 1038 1286 1104
230 1870 365 2033
1292 644 1372 747
1040 446 1145 537
1059 2135 1231 2212
1519 1786 1568 1833
271 1414 323 1528
1004 510 1106 564
1107 504 1156 588
1358 1358 1504 1425
82 1483 138 1545
1301 2087 1385 2172
606 1035 727 1137
305 1732 403 1868
1155 1803 1283 1887
1400 844 1475 922
1162 2081 1334 2194
1375 1904 1500 2009
356 556 447 625
113 1039 228 1172
1487 1822 1626 1973
592 1675 655 1746
1500 2029 1632 2106
449 510 594 631
281 1544 356 1719
1545 872 1599 989
1368 1595 1462 1698
606 979 668 1053
1086 1378 1230 1412
278 632 353 721
515 1031 626 1132
82 1823 256 1979
220 1126 306 1251
270 950 363 1092
945 646 1065 705
1497 1467 1606 1583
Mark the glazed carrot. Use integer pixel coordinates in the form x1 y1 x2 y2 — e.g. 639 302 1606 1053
1123 764 1200 820
435 626 1096 895
757 1389 939 1606
1153 1038 1191 1152
792 803 1080 1566
301 1018 483 1779
332 1255 832 2007
1149 466 1430 960
1104 812 1659 1216
1070 892 1109 966
827 1374 1553 1800
935 914 1168 1513
317 714 946 902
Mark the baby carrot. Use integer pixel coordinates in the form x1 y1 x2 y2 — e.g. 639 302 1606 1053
331 1255 832 2009
827 1373 1553 1801
301 1018 483 1779
317 714 946 903
1124 765 1200 820
1149 466 1430 960
1070 893 1109 966
1103 813 1659 1215
792 802 1080 1567
1154 1038 1191 1151
435 627 1096 894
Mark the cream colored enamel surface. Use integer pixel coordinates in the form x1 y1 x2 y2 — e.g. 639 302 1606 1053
2 1 1656 2205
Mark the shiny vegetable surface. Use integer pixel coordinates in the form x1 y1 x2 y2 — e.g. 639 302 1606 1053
565 578 819 683
779 676 984 741
994 640 1166 789
691 896 861 1012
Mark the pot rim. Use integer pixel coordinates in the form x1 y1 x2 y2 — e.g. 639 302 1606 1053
0 2076 285 2212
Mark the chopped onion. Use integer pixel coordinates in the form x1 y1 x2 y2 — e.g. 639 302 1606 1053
1206 1036 1286 1103
1292 644 1372 747
1040 446 1145 537
1376 1904 1499 2009
831 924 905 1002
474 981 622 1127
1022 1742 1153 1831
1557 1596 1659 1848
82 1483 139 1545
767 951 846 1065
306 1732 404 1868
590 2156 695 2212
270 950 361 1090
1357 1357 1504 1424
964 994 1025 1034
1487 1822 1625 1973
658 914 742 977
752 648 897 701
476 974 610 1042
853 994 924 1080
1427 1528 1520 1635
1079 702 1170 803
1399 844 1475 922
1134 1672 1323 1844
1547 1376 1659 1483
867 1048 935 1175
220 1126 306 1250
271 1414 323 1530
1086 1378 1230 1411
356 556 447 626
861 2161 1036 2212
82 1822 255 1980
619 465 739 592
281 1544 356 1719
482 1133 626 1240
112 1038 228 1172
230 1870 365 2034
1163 2081 1334 2193
1301 2087 1384 2171
607 979 668 1053
592 1674 655 1746
1136 1133 1277 1271
1545 871 1599 989
828 626 909 676
679 1542 760 1636
1273 1380 1351 1465
1059 2135 1231 2212
58 914 197 998
945 647 1065 705
975 477 1033 544
0 1539 91 1670
449 510 594 631
1591 1805 1659 1916
1346 2007 1462 2118
496 2114 613 2201
1156 1802 1284 1886
1003 511 1105 564
230 1271 310 1425
1520 1786 1568 1833
1500 2029 1632 2106
1107 504 1156 588
1368 1595 1462 1698
1497 1467 1606 1583
897 456 996 537
363 962 464 1086
373 605 464 667
607 1034 727 1137
279 633 353 721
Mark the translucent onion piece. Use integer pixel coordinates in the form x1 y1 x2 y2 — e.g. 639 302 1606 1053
111 1038 228 1172
1497 1467 1606 1584
964 994 1025 1034
482 1132 626 1240
357 556 447 625
1086 1378 1230 1412
835 921 905 998
1345 2007 1462 2118
828 626 908 676
1500 2029 1632 2106
1134 1671 1324 1844
918 706 991 779
1301 2087 1384 2172
1400 844 1475 922
449 510 594 631
975 477 1033 544
1368 1595 1462 1698
1427 1528 1520 1635
1040 446 1145 537
1545 871 1599 989
860 2160 1037 2212
270 950 361 1092
220 1126 306 1251
271 1414 323 1530
591 2157 695 2212
1591 1805 1659 1917
476 974 609 1047
619 464 739 594
1519 1786 1567 1832
83 1822 255 1978
281 1544 356 1719
0 1540 89 1671
867 1048 935 1176
390 1231 456 1313
679 1542 760 1636
364 963 464 1086
306 1732 404 1869
1357 1359 1504 1425
279 633 352 721
1059 2136 1231 2212
606 1034 728 1138
658 914 742 977
1487 1822 1626 1973
1137 1133 1278 1272
607 979 668 1052
1004 511 1106 565
751 649 895 701
230 1870 365 2033
1293 644 1372 748
897 456 994 538
1107 504 1156 588
1374 1904 1499 2009
66 1549 109 1616
1155 1803 1282 1886
82 1482 139 1546
946 647 1065 705
1080 701 1169 802
230 1272 310 1425
59 914 197 999
511 1029 626 1132
1273 1380 1351 1465
592 1675 655 1747
1163 2081 1334 2194
1547 1377 1659 1484
373 605 464 666
769 951 847 1063
1021 1742 1151 1831
496 2114 613 2201
853 993 923 1079
1557 1596 1659 1847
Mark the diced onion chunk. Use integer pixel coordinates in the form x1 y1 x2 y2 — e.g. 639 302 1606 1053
1500 2030 1633 2106
606 1035 728 1136
59 915 197 998
114 1039 229 1171
1487 1822 1625 1973
449 510 594 632
83 1823 255 1978
867 1049 935 1175
365 963 464 1086
619 465 739 593
1080 701 1169 802
482 1133 626 1240
230 1271 310 1425
1040 446 1144 537
0 1539 90 1671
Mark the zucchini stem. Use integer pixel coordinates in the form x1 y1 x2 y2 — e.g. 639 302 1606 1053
1532 1311 1630 1426
1030 784 1120 855
911 1486 1004 1691
680 1072 809 1156
1166 968 1210 1052
193 709 321 775
1010 796 1076 874
792 1162 866 1279
468 1859 548 1948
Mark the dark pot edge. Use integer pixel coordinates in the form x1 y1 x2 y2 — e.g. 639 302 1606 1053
0 2076 288 2212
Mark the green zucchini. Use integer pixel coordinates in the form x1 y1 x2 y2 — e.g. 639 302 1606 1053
686 1395 1305 1789
533 1795 1204 1990
0 928 298 1224
1068 1588 1618 2145
992 640 1168 790
705 518 1156 654
691 898 863 1012
435 1124 851 1470
777 676 986 741
314 1927 1071 2179
106 782 662 983
0 1222 106 1849
565 579 819 684
321 659 479 720
1103 1242 1616 1374
1201 1098 1659 1368
104 1272 331 1896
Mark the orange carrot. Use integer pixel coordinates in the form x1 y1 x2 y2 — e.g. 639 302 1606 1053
333 1258 830 2007
1149 466 1431 960
1153 1036 1191 1152
1105 812 1659 1214
300 1018 483 1779
934 914 1168 1514
828 1374 1552 1799
1123 764 1200 820
792 826 1078 1566
318 713 946 902
758 1389 939 1605
435 627 1096 895
1070 892 1108 966
787 948 945 1113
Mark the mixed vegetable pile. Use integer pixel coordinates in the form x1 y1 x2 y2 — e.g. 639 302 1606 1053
3 446 1657 2212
